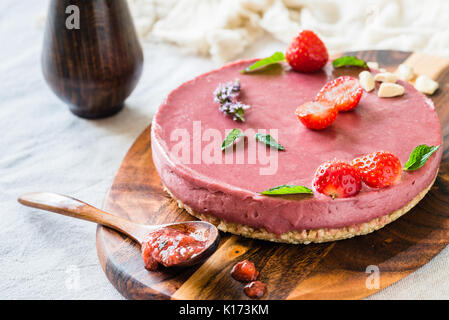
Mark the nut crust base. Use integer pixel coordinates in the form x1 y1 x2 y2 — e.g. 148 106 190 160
163 180 435 244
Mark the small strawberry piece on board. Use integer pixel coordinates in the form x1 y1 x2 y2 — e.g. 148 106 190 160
316 76 363 112
231 260 259 282
313 161 362 198
244 281 267 299
351 151 402 188
295 101 338 130
286 30 329 73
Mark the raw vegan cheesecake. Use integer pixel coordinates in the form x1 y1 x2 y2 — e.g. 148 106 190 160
151 32 442 244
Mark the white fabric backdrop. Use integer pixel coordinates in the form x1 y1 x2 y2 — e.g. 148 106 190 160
1 0 449 299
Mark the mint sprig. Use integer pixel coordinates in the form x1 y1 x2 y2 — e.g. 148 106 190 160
221 129 245 151
255 133 285 151
332 56 368 69
404 144 440 171
242 52 286 73
261 185 313 195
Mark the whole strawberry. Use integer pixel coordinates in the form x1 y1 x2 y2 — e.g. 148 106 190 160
351 151 402 188
286 30 329 73
316 76 363 112
295 101 338 130
313 161 362 198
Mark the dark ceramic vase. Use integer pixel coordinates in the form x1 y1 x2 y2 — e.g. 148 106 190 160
42 0 144 119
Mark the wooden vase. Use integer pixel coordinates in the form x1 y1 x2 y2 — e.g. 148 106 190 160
42 0 144 119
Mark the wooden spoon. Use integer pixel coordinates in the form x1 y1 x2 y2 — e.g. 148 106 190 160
18 192 220 268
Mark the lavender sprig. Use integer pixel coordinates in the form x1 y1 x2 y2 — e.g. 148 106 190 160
213 79 250 122
214 79 240 104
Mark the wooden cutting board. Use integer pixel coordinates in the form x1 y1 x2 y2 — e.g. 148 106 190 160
96 50 449 300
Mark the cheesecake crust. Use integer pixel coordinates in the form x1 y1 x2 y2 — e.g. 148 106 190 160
163 177 436 244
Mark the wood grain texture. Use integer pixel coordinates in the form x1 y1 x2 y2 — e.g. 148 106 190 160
18 192 147 244
42 0 143 119
96 50 449 300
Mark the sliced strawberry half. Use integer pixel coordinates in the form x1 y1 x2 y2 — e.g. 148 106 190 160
316 76 363 112
313 161 362 198
295 101 338 130
351 151 402 188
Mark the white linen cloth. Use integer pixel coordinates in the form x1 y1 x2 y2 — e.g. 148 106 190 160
129 0 449 62
1 0 449 299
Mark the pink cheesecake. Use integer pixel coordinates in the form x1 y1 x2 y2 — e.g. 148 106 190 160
151 60 442 243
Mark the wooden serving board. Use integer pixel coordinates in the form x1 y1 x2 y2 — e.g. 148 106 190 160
96 50 449 300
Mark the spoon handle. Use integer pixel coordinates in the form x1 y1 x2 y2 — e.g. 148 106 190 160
18 192 148 244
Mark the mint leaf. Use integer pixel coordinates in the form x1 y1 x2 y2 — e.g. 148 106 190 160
222 129 245 151
261 185 313 195
242 52 286 73
404 144 440 171
255 133 285 151
332 56 368 69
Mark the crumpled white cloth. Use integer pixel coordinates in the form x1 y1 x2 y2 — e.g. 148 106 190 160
129 0 449 62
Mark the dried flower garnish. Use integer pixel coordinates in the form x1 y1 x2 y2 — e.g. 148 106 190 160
214 79 250 122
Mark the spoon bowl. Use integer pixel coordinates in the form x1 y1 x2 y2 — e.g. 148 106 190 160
18 192 220 268
154 221 220 268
